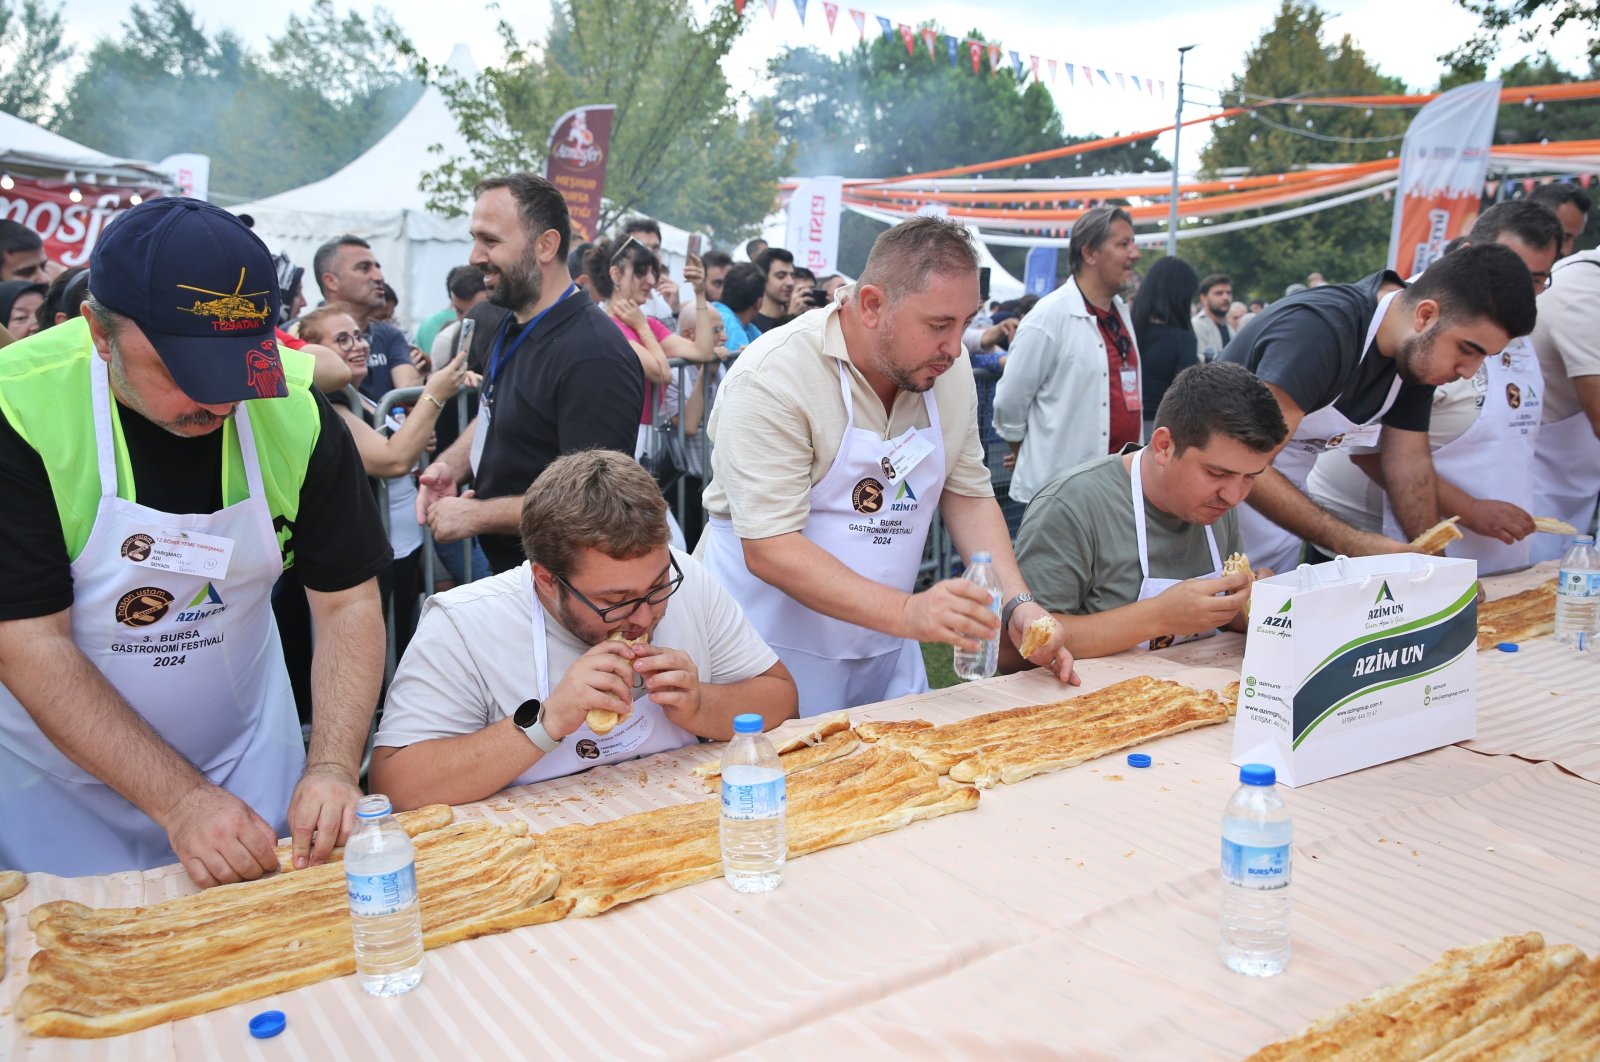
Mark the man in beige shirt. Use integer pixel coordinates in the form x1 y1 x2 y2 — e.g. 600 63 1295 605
697 217 1076 715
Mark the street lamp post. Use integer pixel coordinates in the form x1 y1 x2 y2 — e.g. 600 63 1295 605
1167 44 1196 256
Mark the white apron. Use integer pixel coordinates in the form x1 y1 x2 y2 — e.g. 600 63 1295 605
701 361 945 715
511 579 697 785
1381 337 1543 574
1530 412 1600 563
1238 290 1404 574
0 360 303 876
1129 452 1222 651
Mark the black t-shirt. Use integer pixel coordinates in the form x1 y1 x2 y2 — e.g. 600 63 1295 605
358 319 412 402
0 389 392 621
1137 322 1200 414
1220 271 1433 432
465 294 645 572
749 312 794 335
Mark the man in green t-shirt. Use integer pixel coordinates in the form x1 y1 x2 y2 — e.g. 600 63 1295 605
1007 362 1288 663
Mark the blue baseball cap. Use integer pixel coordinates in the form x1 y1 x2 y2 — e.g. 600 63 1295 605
89 198 286 404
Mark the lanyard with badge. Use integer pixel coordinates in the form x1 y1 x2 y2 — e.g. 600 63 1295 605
1095 304 1141 413
481 284 577 412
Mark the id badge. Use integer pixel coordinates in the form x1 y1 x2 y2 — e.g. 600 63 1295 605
1119 368 1142 412
120 528 234 579
883 428 935 481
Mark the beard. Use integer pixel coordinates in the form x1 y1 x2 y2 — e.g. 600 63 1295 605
485 247 543 313
1393 327 1438 386
871 313 950 394
109 342 229 437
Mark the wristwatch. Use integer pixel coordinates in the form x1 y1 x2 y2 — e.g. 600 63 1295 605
513 698 561 754
1000 593 1035 631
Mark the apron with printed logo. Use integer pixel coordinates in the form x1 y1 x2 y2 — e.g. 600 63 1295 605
1129 452 1223 651
0 359 303 875
511 570 697 785
1237 290 1404 574
702 361 946 715
1381 336 1543 574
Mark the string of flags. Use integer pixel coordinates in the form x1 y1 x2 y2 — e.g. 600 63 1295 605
730 0 1168 101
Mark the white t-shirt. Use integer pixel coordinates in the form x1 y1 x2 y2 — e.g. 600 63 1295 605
375 549 778 756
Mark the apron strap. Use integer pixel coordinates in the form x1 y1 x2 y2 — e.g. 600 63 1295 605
527 566 553 702
88 356 122 500
1129 450 1153 580
1203 521 1222 571
835 359 855 427
233 403 268 503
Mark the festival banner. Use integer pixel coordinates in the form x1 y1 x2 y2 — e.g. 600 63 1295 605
158 153 210 201
0 177 166 268
1387 79 1502 276
543 104 615 244
785 177 845 276
1024 246 1059 296
946 34 958 67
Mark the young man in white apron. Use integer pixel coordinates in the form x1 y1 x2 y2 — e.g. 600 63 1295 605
696 217 1077 716
1220 244 1540 575
1304 202 1562 574
1010 363 1284 662
0 199 389 884
369 450 797 809
1530 251 1600 561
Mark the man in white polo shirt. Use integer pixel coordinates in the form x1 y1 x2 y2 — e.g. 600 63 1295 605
370 450 796 809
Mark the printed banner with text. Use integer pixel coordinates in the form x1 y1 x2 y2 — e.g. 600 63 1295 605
0 178 166 269
785 176 844 276
544 104 616 243
1387 79 1501 276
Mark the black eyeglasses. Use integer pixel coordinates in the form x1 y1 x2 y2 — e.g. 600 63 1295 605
329 330 366 353
554 555 683 622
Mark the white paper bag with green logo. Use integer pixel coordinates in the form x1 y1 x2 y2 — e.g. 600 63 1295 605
1232 553 1478 787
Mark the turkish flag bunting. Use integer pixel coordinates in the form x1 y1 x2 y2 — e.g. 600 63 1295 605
849 7 865 37
898 23 914 57
969 40 982 75
1030 55 1040 80
823 1 838 32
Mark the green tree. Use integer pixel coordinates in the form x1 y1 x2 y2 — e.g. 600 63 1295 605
1187 1 1410 300
410 0 789 241
767 30 1167 276
53 0 420 202
0 0 72 123
1445 0 1600 69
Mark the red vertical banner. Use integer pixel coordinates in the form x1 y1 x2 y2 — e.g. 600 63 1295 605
898 23 914 57
544 104 616 244
922 27 937 61
987 43 1001 75
968 40 982 75
1388 80 1502 275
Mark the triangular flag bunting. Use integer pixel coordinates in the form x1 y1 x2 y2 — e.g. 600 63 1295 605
1047 58 1057 82
1030 55 1040 80
765 0 777 16
877 15 893 43
945 34 958 67
1064 61 1074 85
1096 68 1111 86
1130 74 1142 93
793 0 807 22
923 27 937 61
1158 79 1165 97
968 39 982 74
850 8 865 38
823 1 838 32
987 43 1001 75
1083 61 1095 88
1009 50 1023 79
734 0 746 13
898 23 915 57
1115 72 1125 90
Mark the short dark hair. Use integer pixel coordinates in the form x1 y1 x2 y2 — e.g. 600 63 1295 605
0 219 42 257
792 265 816 284
1198 273 1232 295
446 264 484 300
1156 362 1287 455
566 242 593 282
583 234 659 300
312 235 370 297
720 263 766 313
1409 240 1538 339
756 247 794 275
1067 206 1133 275
702 249 733 271
745 238 768 260
1467 200 1562 254
1530 182 1593 216
475 172 572 261
620 216 662 240
520 450 667 580
38 266 88 329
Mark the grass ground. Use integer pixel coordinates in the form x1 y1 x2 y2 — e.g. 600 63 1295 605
920 641 960 689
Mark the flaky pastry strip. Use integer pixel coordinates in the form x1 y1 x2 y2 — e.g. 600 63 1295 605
691 710 852 779
1410 516 1464 555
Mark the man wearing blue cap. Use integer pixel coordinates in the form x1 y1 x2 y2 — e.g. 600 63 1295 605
0 198 391 886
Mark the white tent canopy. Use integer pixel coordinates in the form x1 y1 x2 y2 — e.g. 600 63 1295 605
233 45 479 331
0 110 168 183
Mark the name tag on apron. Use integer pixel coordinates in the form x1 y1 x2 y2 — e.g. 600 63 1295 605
120 529 234 580
1119 368 1142 411
883 427 935 481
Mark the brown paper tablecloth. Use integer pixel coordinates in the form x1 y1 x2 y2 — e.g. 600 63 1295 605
3 564 1597 1059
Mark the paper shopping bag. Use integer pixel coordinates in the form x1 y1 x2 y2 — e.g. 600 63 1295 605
1232 553 1478 787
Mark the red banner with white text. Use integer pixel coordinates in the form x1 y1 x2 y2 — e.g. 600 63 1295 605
0 177 165 269
544 104 616 244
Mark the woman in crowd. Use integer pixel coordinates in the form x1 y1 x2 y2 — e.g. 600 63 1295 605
1130 256 1201 438
0 280 47 339
297 306 467 652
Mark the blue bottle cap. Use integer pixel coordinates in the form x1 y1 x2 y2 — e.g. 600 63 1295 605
249 1011 286 1039
970 551 992 564
1496 642 1519 652
1126 753 1152 768
733 713 762 734
1239 763 1276 786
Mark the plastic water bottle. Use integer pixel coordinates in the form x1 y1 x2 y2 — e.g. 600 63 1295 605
345 794 424 996
952 550 1002 681
1555 534 1600 650
1220 763 1292 976
720 713 786 893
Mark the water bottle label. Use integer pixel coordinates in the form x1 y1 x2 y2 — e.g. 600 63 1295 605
1558 569 1600 598
721 776 786 820
1221 840 1290 890
346 864 418 917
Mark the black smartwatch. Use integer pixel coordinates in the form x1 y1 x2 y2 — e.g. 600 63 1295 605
1000 593 1035 630
513 698 561 754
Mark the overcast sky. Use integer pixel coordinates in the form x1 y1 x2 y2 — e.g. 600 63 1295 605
50 0 1591 171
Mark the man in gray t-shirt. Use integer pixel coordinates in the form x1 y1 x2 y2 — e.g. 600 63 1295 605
1008 363 1289 663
